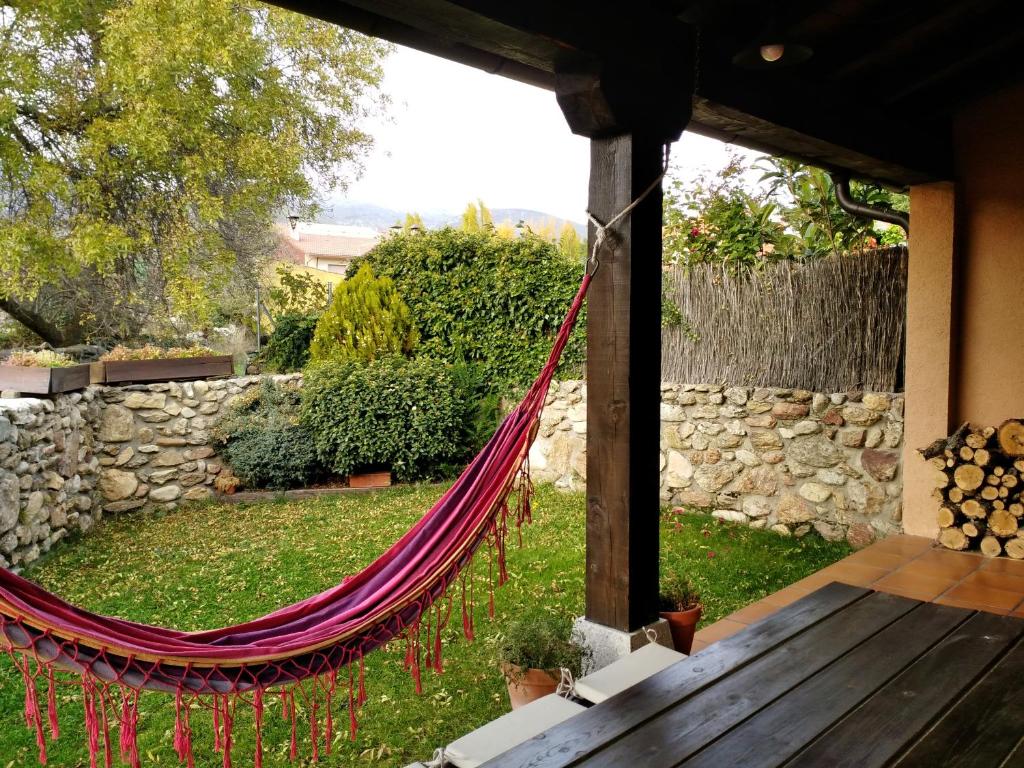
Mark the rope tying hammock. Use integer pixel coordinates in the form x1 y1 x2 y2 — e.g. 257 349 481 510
0 152 668 766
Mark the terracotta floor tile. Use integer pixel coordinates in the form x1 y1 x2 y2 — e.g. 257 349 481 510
874 570 958 602
934 595 1008 615
898 549 984 581
867 535 935 558
959 568 1024 597
980 557 1024 577
789 569 852 593
693 618 746 645
725 600 780 625
842 548 912 572
761 584 814 608
940 581 1024 612
816 562 891 588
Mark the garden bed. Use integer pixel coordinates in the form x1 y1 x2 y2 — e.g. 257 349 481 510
98 354 234 384
0 363 91 394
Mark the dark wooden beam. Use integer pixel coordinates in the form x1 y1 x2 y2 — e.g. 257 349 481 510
263 0 954 185
584 131 666 632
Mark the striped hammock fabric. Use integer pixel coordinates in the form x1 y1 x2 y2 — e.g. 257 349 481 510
0 274 591 768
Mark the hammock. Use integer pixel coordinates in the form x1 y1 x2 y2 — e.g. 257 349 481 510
0 274 591 768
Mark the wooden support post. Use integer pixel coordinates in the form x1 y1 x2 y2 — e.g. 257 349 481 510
555 41 693 634
584 132 666 632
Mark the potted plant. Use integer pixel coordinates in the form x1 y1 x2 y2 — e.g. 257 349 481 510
497 614 589 710
0 350 91 394
658 573 703 654
97 344 233 384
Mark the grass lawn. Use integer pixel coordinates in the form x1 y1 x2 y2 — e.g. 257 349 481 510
0 484 851 767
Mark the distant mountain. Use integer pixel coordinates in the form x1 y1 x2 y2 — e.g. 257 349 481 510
315 199 586 238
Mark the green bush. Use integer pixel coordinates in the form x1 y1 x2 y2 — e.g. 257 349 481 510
214 379 320 489
302 356 469 481
261 313 318 372
349 228 585 388
309 263 418 365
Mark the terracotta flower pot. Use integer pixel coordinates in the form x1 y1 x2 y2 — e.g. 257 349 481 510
348 470 392 489
500 662 559 709
659 604 703 655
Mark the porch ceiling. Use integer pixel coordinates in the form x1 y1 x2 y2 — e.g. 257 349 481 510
267 0 1024 187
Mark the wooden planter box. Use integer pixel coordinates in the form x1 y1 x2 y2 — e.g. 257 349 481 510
0 364 91 395
99 355 234 384
348 471 392 489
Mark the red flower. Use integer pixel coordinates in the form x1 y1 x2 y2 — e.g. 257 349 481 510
706 550 716 559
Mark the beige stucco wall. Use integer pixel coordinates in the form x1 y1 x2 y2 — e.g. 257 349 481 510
903 83 1024 536
953 83 1024 425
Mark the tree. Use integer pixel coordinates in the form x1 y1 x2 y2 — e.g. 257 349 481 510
401 212 425 232
461 202 481 232
663 154 790 272
662 152 909 272
0 0 389 345
459 199 494 232
758 158 907 257
309 263 418 364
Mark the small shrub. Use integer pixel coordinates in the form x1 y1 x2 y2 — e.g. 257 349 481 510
309 264 418 365
497 613 589 676
4 350 76 367
261 313 318 372
658 573 701 611
100 344 214 361
214 379 320 490
301 356 467 481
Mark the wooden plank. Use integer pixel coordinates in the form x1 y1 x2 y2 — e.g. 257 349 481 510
680 602 974 768
788 612 1024 768
581 591 920 768
0 365 52 394
583 132 665 632
481 582 870 768
102 355 233 383
48 364 90 393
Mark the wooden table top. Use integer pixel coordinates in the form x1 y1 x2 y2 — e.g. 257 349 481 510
482 581 1024 767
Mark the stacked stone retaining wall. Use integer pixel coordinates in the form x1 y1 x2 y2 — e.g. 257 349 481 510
529 380 904 548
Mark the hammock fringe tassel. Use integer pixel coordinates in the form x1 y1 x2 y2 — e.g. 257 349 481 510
2 463 538 766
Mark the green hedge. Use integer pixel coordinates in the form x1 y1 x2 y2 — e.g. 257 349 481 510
260 313 318 373
301 356 471 481
214 379 319 489
349 228 585 388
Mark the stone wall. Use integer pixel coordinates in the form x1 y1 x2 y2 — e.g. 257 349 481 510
0 374 300 571
0 393 101 570
91 374 300 512
529 381 905 548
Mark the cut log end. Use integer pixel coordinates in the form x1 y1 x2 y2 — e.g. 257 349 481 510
938 527 970 551
954 464 986 492
980 536 1003 557
937 507 956 528
998 419 1024 458
989 509 1019 537
1006 538 1024 560
961 498 989 519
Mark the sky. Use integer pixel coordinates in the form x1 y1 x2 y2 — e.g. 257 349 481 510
340 45 760 223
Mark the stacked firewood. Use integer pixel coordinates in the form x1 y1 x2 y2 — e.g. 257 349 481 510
921 419 1024 558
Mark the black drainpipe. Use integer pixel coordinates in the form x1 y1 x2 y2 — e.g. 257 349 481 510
830 173 910 234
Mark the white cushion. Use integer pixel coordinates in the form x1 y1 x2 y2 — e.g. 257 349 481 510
573 643 685 704
444 694 586 768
